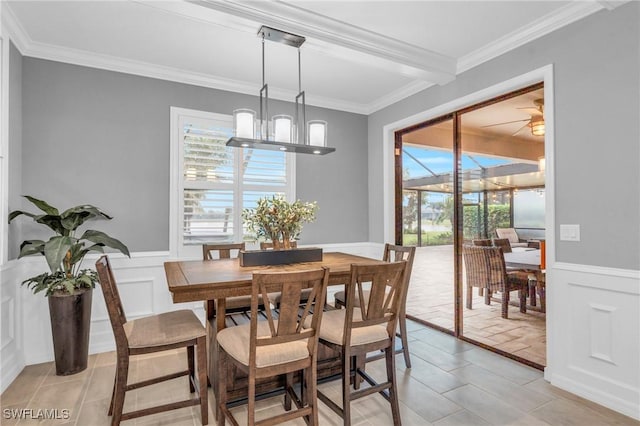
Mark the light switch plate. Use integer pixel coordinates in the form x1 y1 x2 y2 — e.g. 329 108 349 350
560 224 580 241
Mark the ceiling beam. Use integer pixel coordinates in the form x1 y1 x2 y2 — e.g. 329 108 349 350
191 0 457 85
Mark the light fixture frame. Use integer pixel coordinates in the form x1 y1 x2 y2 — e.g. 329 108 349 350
226 26 335 155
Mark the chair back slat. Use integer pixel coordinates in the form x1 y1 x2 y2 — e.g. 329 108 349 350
95 256 128 347
344 261 406 346
249 268 329 366
202 243 245 260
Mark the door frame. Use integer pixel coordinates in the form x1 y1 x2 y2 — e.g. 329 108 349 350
382 65 555 372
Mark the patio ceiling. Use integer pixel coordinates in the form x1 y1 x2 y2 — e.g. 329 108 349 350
404 162 544 193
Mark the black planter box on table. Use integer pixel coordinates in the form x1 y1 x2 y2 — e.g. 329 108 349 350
239 247 323 267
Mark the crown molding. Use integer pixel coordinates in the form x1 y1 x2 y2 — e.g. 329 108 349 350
1 3 30 53
194 0 456 85
364 81 434 115
457 1 605 74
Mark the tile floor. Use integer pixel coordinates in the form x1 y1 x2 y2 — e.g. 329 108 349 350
405 246 547 366
2 322 636 425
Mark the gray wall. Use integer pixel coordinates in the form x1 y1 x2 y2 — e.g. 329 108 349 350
7 42 22 260
368 4 640 270
17 58 368 253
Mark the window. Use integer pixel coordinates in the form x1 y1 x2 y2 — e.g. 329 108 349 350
170 107 295 258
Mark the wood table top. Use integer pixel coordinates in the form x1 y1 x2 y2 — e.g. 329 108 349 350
164 252 384 303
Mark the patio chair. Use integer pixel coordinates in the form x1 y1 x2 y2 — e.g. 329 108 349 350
495 228 528 248
492 238 512 253
462 245 528 319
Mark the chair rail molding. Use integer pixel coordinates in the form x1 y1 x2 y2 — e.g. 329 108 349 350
0 242 381 392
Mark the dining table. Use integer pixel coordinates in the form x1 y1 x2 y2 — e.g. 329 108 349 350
163 251 386 402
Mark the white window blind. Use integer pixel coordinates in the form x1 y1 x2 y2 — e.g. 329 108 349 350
172 108 294 254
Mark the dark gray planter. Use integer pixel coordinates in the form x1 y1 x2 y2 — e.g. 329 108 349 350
239 248 323 267
48 287 92 376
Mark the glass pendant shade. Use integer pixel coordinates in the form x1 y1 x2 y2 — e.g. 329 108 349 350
234 109 256 139
273 115 293 143
530 115 545 136
307 120 327 147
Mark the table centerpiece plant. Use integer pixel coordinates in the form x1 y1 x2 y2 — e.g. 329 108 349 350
242 195 317 250
9 195 130 375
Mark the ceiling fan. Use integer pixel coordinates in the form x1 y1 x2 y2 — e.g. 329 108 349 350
483 98 545 136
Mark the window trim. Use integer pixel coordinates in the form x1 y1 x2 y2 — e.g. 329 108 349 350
169 107 296 259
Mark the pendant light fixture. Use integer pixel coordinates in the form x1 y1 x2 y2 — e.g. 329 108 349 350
226 26 335 155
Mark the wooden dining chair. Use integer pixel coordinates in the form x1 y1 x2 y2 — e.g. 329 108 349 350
202 243 259 317
202 242 245 260
216 267 330 426
462 245 528 319
95 256 208 426
310 261 407 426
333 244 416 368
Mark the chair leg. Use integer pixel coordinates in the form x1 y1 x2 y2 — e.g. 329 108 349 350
399 313 411 368
308 360 319 426
217 350 227 426
248 370 256 426
478 287 484 297
539 285 546 313
484 287 491 305
529 281 537 307
342 351 352 426
466 285 473 309
111 356 129 426
519 288 527 314
108 369 117 416
385 345 401 426
187 345 195 393
284 372 293 411
197 337 208 425
501 290 510 319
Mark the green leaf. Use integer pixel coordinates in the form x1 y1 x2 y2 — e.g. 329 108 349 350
80 230 130 257
18 240 46 258
24 196 59 215
61 205 112 230
35 215 66 235
44 236 73 273
62 279 76 294
8 210 37 223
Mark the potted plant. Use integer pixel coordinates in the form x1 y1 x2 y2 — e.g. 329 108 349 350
240 195 320 265
9 196 130 375
242 195 317 249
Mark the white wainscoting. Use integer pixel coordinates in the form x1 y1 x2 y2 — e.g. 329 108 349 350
0 242 383 393
546 262 640 420
0 260 25 393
